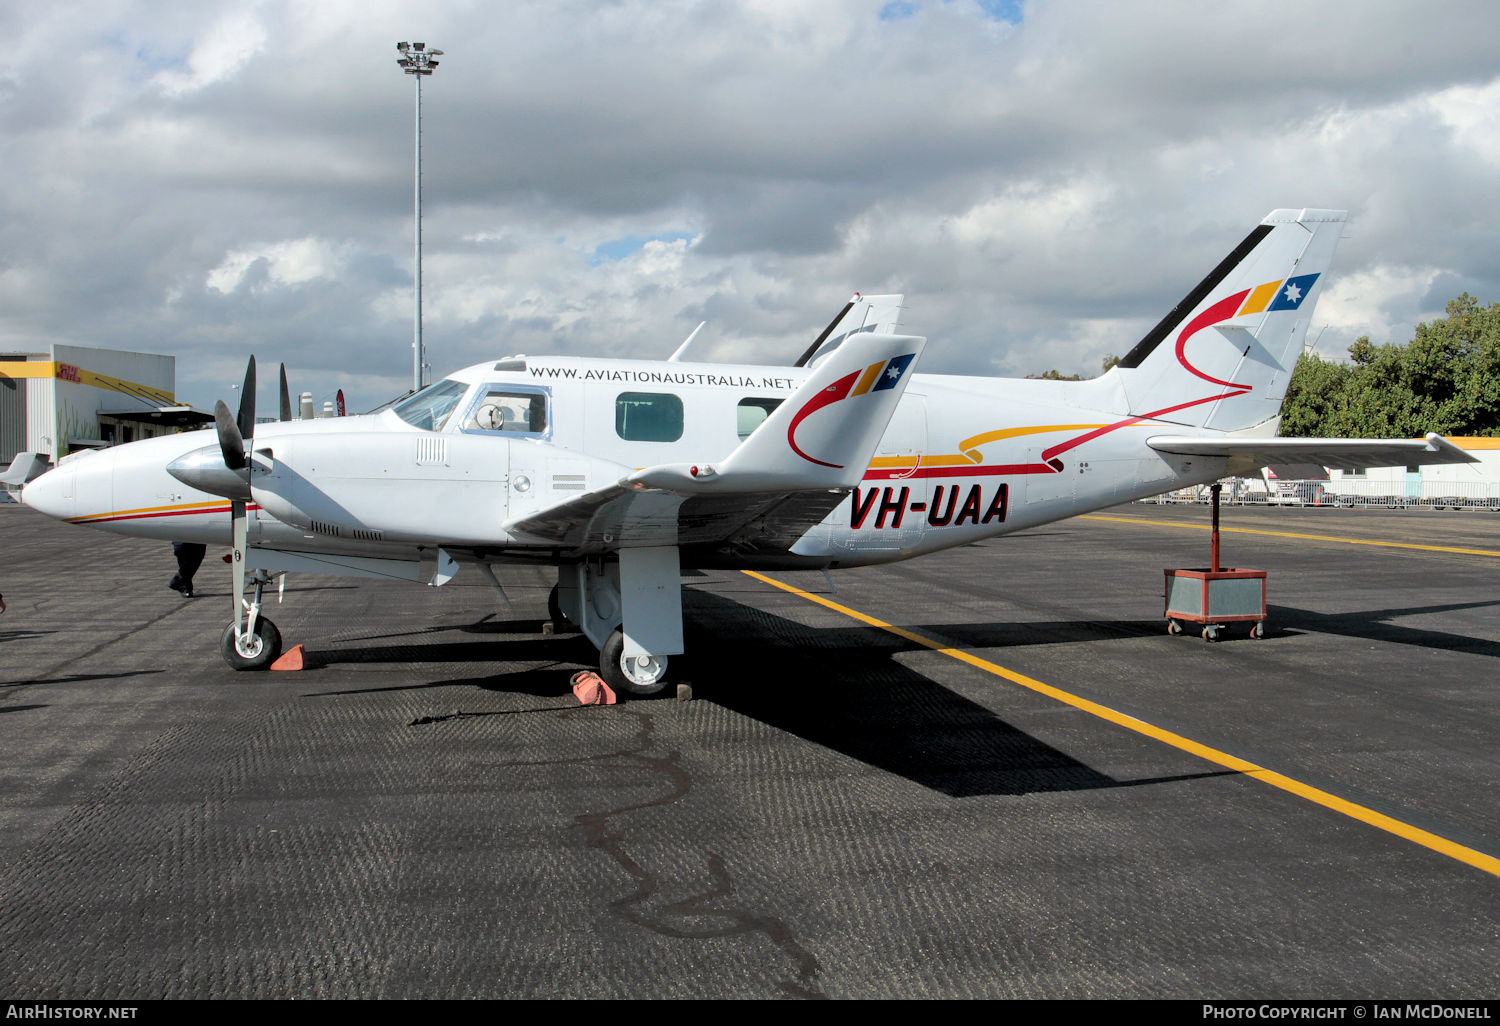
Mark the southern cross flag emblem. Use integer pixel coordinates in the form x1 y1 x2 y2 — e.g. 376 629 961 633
852 353 916 396
1266 273 1320 311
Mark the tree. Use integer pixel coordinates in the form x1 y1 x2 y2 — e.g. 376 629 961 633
1280 295 1500 438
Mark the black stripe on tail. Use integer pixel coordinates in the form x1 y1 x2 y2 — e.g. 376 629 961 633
1118 223 1273 369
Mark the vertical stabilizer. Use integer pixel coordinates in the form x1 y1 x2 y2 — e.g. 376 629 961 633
1115 208 1345 433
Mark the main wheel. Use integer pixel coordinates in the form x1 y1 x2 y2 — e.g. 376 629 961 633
599 628 669 697
220 617 283 671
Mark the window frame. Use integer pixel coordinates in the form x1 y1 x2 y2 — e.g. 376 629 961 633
457 383 552 439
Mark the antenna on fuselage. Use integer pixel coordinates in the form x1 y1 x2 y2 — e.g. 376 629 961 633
667 322 707 362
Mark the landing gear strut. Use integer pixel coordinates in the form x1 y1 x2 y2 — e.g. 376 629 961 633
555 548 682 698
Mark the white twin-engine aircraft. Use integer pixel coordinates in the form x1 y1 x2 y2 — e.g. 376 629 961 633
23 209 1473 694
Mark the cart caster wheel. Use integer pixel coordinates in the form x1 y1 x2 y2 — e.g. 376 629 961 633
1250 623 1265 640
1202 626 1220 643
1167 619 1182 636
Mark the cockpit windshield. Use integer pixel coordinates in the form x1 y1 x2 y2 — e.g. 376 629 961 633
392 378 469 432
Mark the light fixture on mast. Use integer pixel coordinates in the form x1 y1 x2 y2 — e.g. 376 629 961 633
395 41 443 392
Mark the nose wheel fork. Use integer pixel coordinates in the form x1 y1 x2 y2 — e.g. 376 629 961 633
221 564 285 671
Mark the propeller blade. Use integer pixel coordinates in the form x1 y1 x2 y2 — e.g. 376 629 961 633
236 355 257 442
279 364 292 422
213 399 247 471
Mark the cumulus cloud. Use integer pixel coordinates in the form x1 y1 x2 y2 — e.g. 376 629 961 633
0 0 1497 412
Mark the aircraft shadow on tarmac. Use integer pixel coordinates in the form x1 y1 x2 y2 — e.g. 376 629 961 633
1267 600 1500 656
292 596 1228 799
1 669 164 689
676 589 1229 799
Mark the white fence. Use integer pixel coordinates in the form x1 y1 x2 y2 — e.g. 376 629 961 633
1144 479 1500 510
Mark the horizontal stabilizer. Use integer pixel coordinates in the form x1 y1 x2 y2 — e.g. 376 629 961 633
1147 433 1476 475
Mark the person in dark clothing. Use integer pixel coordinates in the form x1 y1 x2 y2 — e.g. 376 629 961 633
168 542 206 597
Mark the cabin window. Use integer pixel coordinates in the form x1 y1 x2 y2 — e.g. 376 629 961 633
462 387 548 435
615 392 683 442
736 397 782 440
393 379 469 432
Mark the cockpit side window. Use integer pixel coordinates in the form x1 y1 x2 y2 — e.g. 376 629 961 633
461 386 549 436
393 379 469 432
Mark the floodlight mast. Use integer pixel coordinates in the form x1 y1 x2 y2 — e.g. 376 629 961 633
396 41 443 392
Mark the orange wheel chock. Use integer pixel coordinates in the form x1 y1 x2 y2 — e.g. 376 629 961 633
270 645 306 672
571 670 617 706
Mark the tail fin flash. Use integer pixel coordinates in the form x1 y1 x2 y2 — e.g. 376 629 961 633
1116 208 1346 433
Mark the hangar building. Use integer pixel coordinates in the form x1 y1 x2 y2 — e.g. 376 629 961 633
0 343 211 468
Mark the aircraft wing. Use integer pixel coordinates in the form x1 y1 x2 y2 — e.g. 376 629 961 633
1146 433 1476 476
505 331 925 554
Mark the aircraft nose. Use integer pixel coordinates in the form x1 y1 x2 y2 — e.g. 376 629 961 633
21 465 74 520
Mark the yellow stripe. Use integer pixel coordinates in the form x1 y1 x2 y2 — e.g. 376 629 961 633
67 499 228 524
741 569 1500 879
0 361 62 379
0 361 175 404
1239 280 1282 316
867 453 980 470
851 362 884 398
78 368 175 406
1081 514 1500 558
957 424 1109 462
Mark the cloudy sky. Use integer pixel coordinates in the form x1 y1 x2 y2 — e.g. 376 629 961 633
2 0 1498 414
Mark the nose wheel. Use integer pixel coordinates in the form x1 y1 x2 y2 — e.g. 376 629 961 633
220 617 282 670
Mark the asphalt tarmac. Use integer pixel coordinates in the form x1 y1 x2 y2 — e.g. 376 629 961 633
1 500 1497 999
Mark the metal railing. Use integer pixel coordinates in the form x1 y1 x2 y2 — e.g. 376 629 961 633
1142 479 1500 511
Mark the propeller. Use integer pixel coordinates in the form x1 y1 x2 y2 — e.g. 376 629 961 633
212 355 255 472
166 354 282 664
280 364 293 422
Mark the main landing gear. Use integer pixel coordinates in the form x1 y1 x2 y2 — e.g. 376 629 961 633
551 547 682 697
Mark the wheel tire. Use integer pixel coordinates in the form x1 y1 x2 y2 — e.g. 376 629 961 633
220 617 283 671
1250 622 1265 640
1167 619 1182 636
1202 626 1219 643
599 628 669 697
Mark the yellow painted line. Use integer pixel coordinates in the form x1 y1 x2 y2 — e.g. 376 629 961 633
1081 514 1500 559
742 569 1500 879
